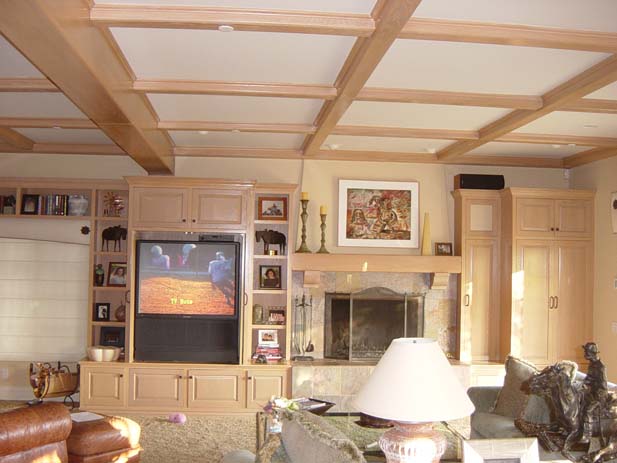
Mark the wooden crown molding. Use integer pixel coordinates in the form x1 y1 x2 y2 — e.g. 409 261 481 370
90 4 374 36
0 143 125 155
159 121 315 134
561 98 617 115
437 54 617 161
173 147 303 159
0 78 58 92
0 118 96 129
564 146 617 168
0 0 173 174
0 128 34 150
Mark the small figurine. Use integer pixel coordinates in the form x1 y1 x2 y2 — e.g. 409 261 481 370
94 264 105 286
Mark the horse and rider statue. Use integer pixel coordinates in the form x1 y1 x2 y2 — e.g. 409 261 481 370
520 342 617 463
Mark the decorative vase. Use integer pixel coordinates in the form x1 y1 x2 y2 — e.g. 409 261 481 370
68 195 89 216
115 304 126 322
421 212 431 255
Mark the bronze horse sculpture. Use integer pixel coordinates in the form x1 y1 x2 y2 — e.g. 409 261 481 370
525 362 617 463
101 225 127 252
255 229 286 255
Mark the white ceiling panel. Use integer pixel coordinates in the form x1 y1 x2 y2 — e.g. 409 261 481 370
169 131 304 148
468 142 587 158
415 0 617 33
0 93 85 118
111 28 355 84
148 94 323 123
0 36 44 78
14 128 114 145
340 102 509 130
516 111 617 137
586 82 617 100
367 40 608 95
322 135 452 153
95 0 375 14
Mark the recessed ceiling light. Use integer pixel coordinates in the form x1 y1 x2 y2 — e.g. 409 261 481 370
326 143 341 150
218 25 234 32
568 143 576 147
198 131 209 135
552 144 561 149
425 148 437 154
52 126 62 130
231 129 241 133
583 124 598 129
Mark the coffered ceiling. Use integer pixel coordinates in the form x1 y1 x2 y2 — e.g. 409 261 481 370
1 0 617 174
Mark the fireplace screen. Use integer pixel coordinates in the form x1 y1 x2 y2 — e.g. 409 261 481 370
324 287 424 361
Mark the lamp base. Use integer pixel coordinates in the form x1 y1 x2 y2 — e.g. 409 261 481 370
379 422 446 463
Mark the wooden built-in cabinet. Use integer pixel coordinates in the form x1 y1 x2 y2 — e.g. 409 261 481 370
516 196 593 239
80 366 126 409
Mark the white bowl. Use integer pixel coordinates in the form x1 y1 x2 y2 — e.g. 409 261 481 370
88 346 121 362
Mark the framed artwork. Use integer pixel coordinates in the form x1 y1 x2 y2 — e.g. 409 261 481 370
258 329 278 346
268 308 286 324
338 180 419 248
107 262 127 287
462 438 539 463
612 191 617 233
258 196 288 221
100 327 125 348
435 242 453 256
94 302 111 321
259 265 282 289
20 194 39 215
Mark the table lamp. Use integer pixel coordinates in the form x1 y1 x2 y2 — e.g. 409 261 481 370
353 338 474 463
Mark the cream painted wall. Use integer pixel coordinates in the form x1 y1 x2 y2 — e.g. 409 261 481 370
572 156 617 381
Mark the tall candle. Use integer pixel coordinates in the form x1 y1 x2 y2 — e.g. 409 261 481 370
320 205 327 215
301 192 309 200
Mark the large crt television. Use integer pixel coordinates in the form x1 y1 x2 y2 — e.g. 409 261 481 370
133 237 242 363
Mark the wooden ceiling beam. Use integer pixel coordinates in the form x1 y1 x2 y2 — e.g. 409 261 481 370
134 80 336 99
0 0 173 174
331 125 478 140
173 147 303 159
0 118 96 129
0 142 125 155
437 54 617 161
357 88 543 109
563 146 617 168
400 18 617 52
159 121 315 134
0 128 34 150
561 98 617 115
0 78 58 92
90 4 374 36
314 149 437 163
497 132 617 147
450 155 564 168
303 0 423 156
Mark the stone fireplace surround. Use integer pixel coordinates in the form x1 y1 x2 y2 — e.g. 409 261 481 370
290 270 459 412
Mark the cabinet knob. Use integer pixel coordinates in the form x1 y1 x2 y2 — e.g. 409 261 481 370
556 228 560 231
550 227 555 231
247 376 252 380
188 375 193 379
192 219 196 223
119 374 123 378
182 218 186 222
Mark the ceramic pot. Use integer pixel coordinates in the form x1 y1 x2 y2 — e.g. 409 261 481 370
68 195 88 216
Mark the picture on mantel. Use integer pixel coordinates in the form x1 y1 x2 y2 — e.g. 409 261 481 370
338 179 419 248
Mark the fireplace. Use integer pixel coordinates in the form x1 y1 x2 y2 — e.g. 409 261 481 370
324 287 424 361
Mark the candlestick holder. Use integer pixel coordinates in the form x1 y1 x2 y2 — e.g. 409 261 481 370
296 199 311 253
316 213 329 254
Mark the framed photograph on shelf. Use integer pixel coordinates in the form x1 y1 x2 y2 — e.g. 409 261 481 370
338 180 419 248
258 329 278 346
94 302 111 321
257 196 288 221
435 242 453 256
259 265 282 289
20 194 39 215
268 308 286 324
107 262 127 287
100 327 125 348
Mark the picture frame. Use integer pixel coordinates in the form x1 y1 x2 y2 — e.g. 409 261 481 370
259 265 282 290
258 196 288 221
107 262 127 287
612 191 617 234
100 327 125 348
20 194 39 215
338 180 419 248
462 438 539 463
94 302 111 321
435 242 453 256
258 329 278 346
268 308 286 325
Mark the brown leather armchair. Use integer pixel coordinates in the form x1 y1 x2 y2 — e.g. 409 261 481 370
0 403 72 463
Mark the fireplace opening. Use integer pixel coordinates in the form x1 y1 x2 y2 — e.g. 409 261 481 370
324 287 424 361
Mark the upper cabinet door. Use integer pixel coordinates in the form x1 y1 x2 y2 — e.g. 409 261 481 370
555 200 593 239
191 189 246 230
516 198 555 238
132 187 190 229
464 198 500 238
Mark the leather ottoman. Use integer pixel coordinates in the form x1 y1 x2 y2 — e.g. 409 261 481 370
67 415 141 463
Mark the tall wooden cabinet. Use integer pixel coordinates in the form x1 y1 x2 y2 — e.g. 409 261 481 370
501 188 594 367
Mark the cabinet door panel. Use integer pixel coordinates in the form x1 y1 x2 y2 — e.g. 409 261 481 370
465 199 500 238
554 242 592 364
128 368 185 408
555 200 592 239
188 369 245 410
246 369 288 410
132 188 189 228
515 242 552 366
516 199 555 238
81 368 125 407
191 189 246 229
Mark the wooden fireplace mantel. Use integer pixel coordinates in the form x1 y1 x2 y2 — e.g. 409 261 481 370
290 253 462 274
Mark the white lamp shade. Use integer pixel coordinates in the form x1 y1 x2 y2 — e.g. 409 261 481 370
353 338 474 423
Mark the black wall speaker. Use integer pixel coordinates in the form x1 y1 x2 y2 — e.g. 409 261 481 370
454 174 505 190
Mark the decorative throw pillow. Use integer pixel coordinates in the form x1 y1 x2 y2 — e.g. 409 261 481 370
493 356 538 419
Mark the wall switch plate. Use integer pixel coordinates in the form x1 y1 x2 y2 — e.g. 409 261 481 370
612 322 617 334
614 277 617 290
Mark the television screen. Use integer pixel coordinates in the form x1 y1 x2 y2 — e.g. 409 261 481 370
135 240 239 317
